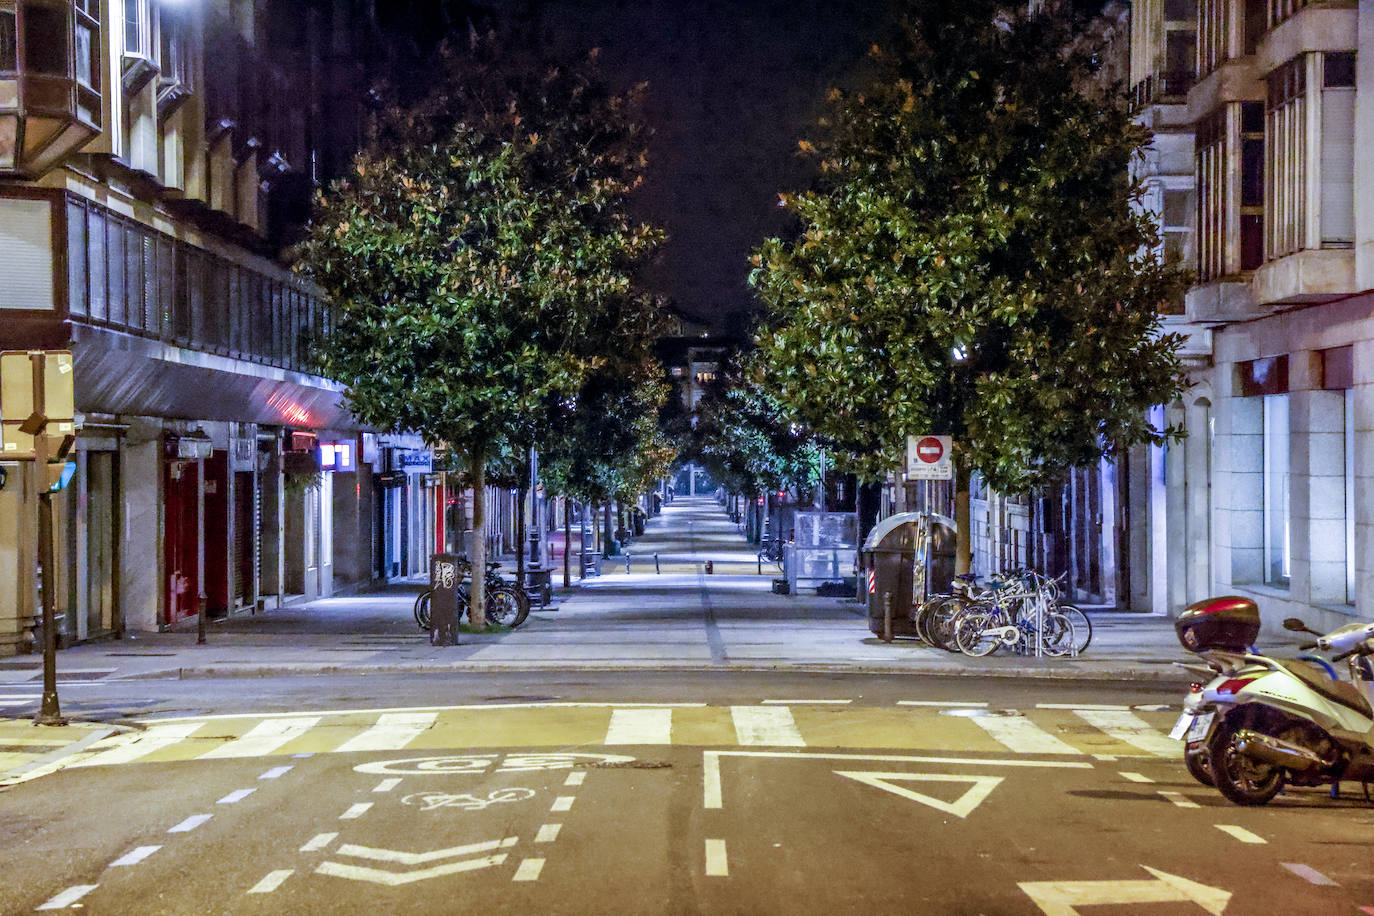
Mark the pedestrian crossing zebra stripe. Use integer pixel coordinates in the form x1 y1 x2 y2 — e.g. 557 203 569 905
199 717 321 760
334 712 437 753
967 714 1080 755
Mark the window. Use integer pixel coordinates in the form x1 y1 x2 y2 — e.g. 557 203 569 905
1320 52 1356 247
1263 393 1290 586
1 10 17 72
1240 102 1263 269
1266 57 1308 259
1268 0 1310 28
22 3 69 76
1196 107 1260 280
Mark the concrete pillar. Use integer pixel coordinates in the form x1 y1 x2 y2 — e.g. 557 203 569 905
120 420 162 632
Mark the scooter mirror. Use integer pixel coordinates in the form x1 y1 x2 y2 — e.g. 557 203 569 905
1282 617 1312 632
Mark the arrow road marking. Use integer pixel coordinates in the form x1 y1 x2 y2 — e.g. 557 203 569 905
317 855 509 886
835 772 1003 819
1019 866 1231 915
335 838 518 866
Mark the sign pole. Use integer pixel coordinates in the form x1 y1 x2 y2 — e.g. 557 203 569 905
30 353 64 725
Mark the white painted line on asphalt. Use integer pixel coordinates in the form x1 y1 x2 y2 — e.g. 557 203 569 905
148 701 710 723
703 750 1092 809
81 722 204 766
36 884 99 909
1158 791 1201 809
513 859 545 882
705 839 729 877
334 712 437 753
1282 863 1339 886
217 788 256 805
109 845 161 867
292 753 314 758
300 832 337 852
605 708 673 745
731 706 806 747
535 824 562 843
1215 825 1266 844
373 777 402 793
551 796 575 812
1073 710 1179 757
1037 703 1132 711
199 717 320 760
259 765 293 780
762 699 850 705
897 700 989 707
1092 754 1119 761
247 870 294 894
969 714 1080 755
1119 772 1155 784
563 771 586 787
167 814 211 833
340 802 373 819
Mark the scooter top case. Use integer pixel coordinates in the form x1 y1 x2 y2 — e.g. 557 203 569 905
1221 658 1373 735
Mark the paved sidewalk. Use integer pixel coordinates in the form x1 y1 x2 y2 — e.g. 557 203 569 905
0 497 1308 689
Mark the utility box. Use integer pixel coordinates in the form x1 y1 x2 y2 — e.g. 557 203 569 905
429 553 461 646
859 513 957 637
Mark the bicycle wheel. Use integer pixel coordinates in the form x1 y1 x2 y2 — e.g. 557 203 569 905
955 612 1000 657
913 597 947 646
1039 611 1079 657
928 598 966 652
414 590 431 630
1055 604 1092 654
485 587 523 627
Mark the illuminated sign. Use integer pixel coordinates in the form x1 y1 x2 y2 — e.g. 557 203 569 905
320 441 356 472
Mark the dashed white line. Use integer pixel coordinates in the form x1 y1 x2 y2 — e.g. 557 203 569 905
563 771 586 787
897 700 989 708
109 845 161 867
535 824 562 843
247 869 295 894
218 788 257 805
705 839 729 877
731 705 806 747
373 777 402 793
300 832 337 852
1158 790 1201 809
1282 863 1339 886
605 708 673 745
1215 825 1266 844
168 814 212 833
339 802 373 819
259 765 294 780
550 796 575 813
1119 772 1155 784
513 858 545 882
36 885 99 910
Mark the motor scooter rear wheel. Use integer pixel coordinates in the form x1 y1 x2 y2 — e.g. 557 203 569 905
1184 744 1214 787
1208 719 1285 805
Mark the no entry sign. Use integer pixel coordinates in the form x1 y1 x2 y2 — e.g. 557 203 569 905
906 435 953 480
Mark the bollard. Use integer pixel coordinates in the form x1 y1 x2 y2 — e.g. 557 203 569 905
882 593 893 644
625 551 632 574
705 560 713 574
655 553 660 574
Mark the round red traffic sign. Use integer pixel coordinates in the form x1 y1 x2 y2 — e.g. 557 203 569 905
915 436 945 464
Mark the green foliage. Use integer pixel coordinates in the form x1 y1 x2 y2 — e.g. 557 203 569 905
750 1 1188 494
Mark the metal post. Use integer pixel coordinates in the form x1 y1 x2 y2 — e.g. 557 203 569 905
882 592 893 644
655 553 660 575
30 355 64 726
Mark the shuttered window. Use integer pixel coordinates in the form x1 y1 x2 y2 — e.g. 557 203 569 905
0 197 54 310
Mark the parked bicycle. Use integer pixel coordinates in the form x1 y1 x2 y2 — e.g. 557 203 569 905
914 569 1092 658
413 560 530 630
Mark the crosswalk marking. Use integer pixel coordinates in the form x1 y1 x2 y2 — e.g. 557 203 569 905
199 717 320 760
1073 710 1180 757
968 714 1080 755
334 712 436 753
605 708 673 745
83 722 204 766
731 706 805 747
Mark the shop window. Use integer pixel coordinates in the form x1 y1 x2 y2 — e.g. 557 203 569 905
1262 393 1290 587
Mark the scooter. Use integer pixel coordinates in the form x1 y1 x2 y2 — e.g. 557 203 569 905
1170 596 1374 806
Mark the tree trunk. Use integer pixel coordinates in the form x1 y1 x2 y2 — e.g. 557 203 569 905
515 482 527 590
563 497 572 587
603 502 613 558
954 459 972 576
469 448 487 628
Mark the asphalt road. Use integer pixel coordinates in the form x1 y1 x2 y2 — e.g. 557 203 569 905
4 673 1374 915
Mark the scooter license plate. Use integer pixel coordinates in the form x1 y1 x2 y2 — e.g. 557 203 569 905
1185 711 1214 742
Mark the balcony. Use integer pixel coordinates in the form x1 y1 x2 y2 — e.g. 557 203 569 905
1252 248 1356 307
0 0 101 178
1130 71 1196 113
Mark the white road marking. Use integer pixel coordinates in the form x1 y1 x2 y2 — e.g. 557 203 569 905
1020 866 1231 914
1158 790 1201 809
218 788 256 805
551 796 575 812
703 750 1091 809
199 717 320 760
167 814 211 833
1073 710 1178 757
300 833 337 852
731 706 806 746
1282 863 1339 886
1036 703 1132 711
259 765 293 780
761 699 850 705
836 772 1003 819
109 845 160 867
969 714 1080 755
513 858 545 882
333 838 518 866
247 870 294 894
36 885 99 909
149 701 709 723
317 857 508 886
373 777 402 793
340 803 373 819
705 839 729 876
1119 772 1155 784
80 722 204 766
1215 825 1266 844
897 700 989 708
334 712 437 753
563 771 586 787
1092 754 1120 761
535 824 562 843
604 708 672 745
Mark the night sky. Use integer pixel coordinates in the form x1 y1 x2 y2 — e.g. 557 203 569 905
487 0 896 333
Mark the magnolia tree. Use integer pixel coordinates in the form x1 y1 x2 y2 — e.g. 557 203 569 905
750 0 1188 571
299 41 664 626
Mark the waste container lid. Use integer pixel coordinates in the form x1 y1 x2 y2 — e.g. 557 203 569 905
861 512 958 551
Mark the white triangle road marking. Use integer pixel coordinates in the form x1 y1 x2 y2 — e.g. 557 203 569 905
834 771 1003 819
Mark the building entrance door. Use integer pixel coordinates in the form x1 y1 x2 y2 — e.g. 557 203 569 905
163 457 201 624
